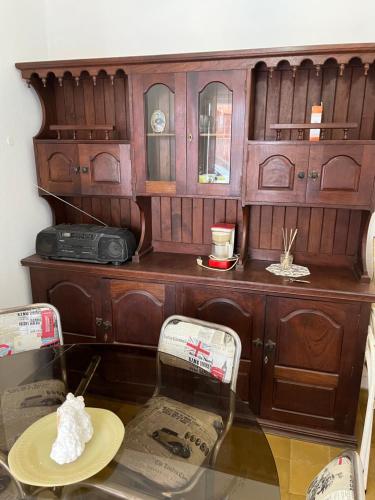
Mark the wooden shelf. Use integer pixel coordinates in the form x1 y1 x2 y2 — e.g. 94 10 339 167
50 124 115 140
21 253 375 303
199 133 231 138
270 123 358 140
146 133 175 137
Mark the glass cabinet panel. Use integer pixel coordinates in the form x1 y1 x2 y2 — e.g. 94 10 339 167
198 83 232 184
144 84 175 182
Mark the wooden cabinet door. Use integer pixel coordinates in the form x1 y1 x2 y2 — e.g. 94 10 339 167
306 144 375 207
186 70 246 198
181 285 265 412
132 72 186 195
29 268 102 344
78 144 132 196
102 280 175 346
245 143 309 203
261 297 364 434
35 143 80 195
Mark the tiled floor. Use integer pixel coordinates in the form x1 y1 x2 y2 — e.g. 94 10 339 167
76 393 375 499
265 389 375 499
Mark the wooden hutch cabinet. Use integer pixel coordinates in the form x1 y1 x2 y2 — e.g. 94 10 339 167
16 43 375 446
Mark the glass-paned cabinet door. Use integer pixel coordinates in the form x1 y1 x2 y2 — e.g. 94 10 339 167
198 83 232 185
145 84 175 182
132 73 186 195
187 70 246 197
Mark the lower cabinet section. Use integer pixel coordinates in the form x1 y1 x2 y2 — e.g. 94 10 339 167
181 284 265 412
28 266 370 442
101 279 175 345
29 268 102 344
260 297 365 435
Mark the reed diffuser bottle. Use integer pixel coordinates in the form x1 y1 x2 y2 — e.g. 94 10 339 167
281 228 298 270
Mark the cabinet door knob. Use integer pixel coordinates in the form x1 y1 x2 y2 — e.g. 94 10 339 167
308 171 319 180
102 320 112 331
265 339 276 351
297 171 305 179
252 338 263 348
95 317 103 327
188 133 193 143
81 166 89 174
73 166 80 174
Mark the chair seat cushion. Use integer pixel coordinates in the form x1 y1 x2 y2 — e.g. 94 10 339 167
117 395 223 491
306 450 363 500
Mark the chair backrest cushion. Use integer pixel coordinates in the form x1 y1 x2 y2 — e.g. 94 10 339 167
306 450 363 500
158 317 239 384
119 395 223 490
0 306 60 357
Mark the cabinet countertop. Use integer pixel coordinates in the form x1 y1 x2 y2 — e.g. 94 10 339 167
22 253 375 303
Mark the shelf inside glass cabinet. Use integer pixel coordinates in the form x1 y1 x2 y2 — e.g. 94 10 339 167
198 82 233 184
145 84 176 182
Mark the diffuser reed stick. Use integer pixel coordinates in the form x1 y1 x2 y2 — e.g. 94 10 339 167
281 228 298 270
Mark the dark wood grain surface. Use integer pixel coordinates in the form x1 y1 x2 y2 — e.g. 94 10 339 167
22 253 375 302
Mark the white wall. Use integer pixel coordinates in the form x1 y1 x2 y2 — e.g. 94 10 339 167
0 2 51 307
2 0 375 307
44 0 375 58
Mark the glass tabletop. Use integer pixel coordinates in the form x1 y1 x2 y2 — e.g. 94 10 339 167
0 344 280 499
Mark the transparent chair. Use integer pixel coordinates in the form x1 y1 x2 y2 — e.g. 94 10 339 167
0 303 64 499
62 315 242 499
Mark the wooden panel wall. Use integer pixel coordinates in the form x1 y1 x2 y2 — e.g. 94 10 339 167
51 196 362 265
151 197 243 254
50 73 128 140
52 196 141 240
252 60 375 141
249 205 362 266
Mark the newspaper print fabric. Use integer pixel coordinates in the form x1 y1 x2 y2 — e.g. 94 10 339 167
159 321 236 384
307 455 355 500
0 307 58 357
118 396 222 490
1 379 66 450
266 263 311 278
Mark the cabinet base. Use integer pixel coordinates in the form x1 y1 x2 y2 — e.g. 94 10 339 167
257 417 357 448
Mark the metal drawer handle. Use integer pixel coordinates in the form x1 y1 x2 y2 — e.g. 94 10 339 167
264 339 276 352
252 338 263 348
308 171 319 180
102 320 112 331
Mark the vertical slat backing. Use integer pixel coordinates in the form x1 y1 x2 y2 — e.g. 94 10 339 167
50 74 128 140
53 196 362 264
248 205 362 263
54 196 141 238
251 60 375 140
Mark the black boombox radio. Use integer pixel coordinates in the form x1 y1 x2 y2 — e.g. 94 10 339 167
36 224 137 265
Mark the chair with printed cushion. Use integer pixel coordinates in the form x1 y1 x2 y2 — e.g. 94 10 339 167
0 303 63 356
306 310 375 500
0 303 64 499
62 315 242 499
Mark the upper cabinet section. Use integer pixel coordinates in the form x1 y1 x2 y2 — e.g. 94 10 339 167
249 58 375 142
132 69 246 197
36 143 132 197
186 70 246 197
16 44 375 203
132 73 186 195
245 57 375 209
245 143 375 208
27 71 129 142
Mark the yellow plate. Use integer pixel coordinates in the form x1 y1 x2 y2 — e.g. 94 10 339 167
8 408 125 487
